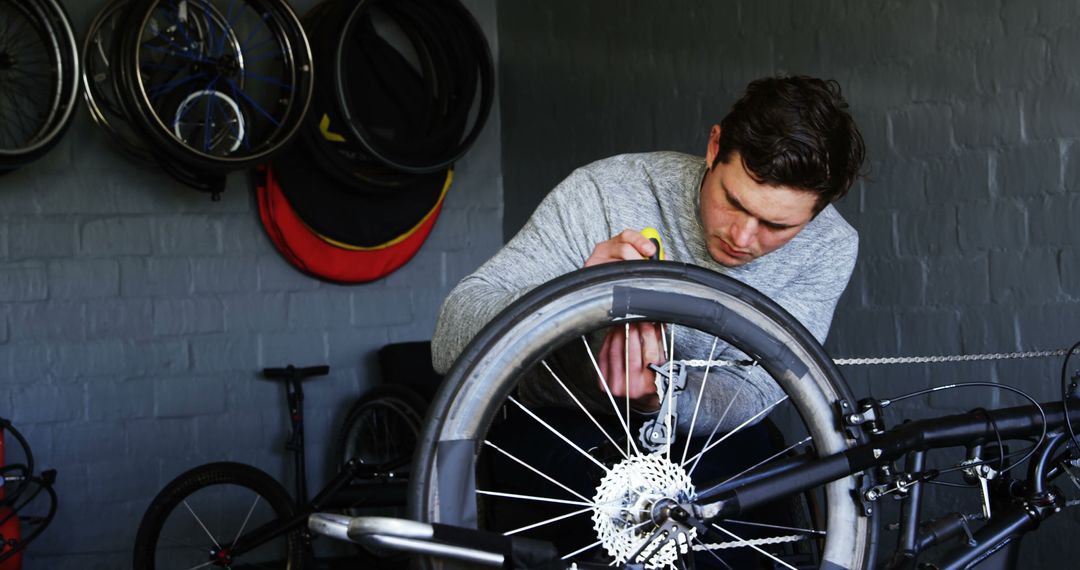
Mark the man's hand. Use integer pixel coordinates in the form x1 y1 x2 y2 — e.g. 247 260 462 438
597 322 664 412
584 229 657 267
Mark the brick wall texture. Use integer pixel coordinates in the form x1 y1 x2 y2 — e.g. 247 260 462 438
498 1 1079 567
1 1 500 567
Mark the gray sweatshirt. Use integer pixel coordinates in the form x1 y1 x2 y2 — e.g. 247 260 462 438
432 152 857 436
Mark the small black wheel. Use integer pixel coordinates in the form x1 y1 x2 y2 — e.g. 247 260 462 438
132 461 303 570
338 383 427 470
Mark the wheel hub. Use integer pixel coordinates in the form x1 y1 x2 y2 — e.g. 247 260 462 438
0 52 13 70
209 547 233 566
590 453 696 568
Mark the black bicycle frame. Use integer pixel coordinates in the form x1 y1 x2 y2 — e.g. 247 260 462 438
690 401 1080 568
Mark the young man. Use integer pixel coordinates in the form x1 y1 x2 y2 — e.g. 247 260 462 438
432 75 865 435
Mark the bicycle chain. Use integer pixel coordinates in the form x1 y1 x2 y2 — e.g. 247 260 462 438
677 347 1080 369
691 533 806 550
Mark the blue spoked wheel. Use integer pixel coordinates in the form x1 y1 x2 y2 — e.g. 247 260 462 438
114 0 313 173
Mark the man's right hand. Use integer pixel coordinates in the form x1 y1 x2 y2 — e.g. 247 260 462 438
583 229 657 267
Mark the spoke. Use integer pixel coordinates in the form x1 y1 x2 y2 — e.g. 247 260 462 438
182 499 224 551
686 384 747 475
148 72 205 99
581 336 640 457
725 518 825 537
684 382 747 473
475 489 595 509
540 360 627 460
483 439 593 503
665 325 676 463
625 323 631 456
203 79 214 151
685 395 789 475
181 561 217 570
503 506 594 536
224 77 281 127
716 436 813 488
710 524 797 570
237 49 284 66
560 520 652 561
682 337 719 466
230 493 262 549
692 534 734 570
241 71 294 90
506 396 609 472
221 0 240 56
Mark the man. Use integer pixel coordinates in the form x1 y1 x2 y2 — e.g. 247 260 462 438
432 75 865 436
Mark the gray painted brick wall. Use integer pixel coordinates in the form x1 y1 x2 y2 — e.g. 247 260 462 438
1 1 501 567
498 0 1079 566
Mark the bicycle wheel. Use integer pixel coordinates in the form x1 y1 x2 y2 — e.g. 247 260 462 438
82 0 154 162
409 262 877 569
338 383 427 470
331 0 494 174
114 0 313 172
0 0 79 171
133 461 303 570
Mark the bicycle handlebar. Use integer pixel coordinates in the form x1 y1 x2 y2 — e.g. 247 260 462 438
308 514 564 569
261 365 330 380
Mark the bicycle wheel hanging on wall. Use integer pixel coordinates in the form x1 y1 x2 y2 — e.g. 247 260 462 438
299 0 494 183
0 0 79 173
110 0 314 196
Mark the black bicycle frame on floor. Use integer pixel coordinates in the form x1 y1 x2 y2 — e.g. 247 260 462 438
684 400 1080 570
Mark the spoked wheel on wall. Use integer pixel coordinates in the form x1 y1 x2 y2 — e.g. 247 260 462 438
409 262 878 569
112 0 313 185
0 0 79 172
132 462 303 570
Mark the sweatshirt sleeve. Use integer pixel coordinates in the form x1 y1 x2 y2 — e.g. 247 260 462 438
431 167 614 373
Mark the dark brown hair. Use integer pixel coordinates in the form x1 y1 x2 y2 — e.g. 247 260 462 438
716 75 865 211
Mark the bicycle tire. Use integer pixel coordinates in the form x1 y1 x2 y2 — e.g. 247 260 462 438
0 0 79 170
409 262 878 569
132 461 303 570
338 383 427 470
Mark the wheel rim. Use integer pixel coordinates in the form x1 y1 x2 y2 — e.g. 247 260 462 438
411 265 874 569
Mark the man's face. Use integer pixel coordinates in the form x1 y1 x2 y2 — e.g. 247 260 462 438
700 126 818 267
